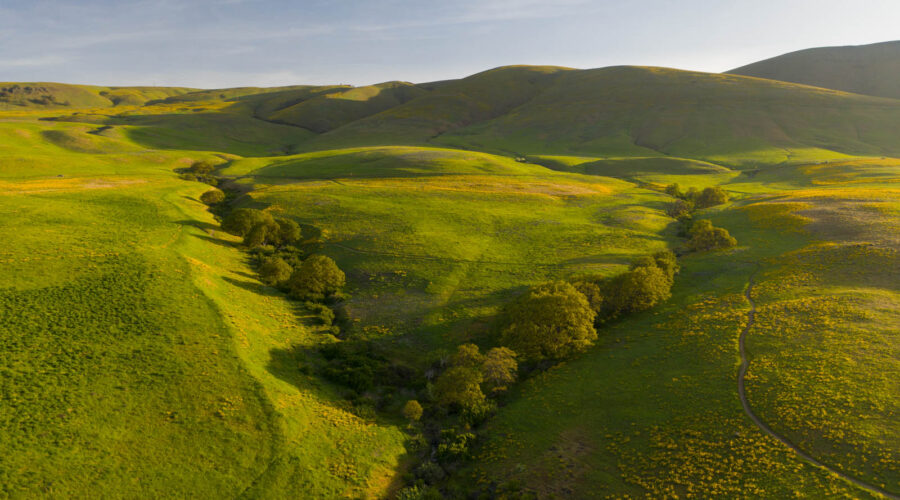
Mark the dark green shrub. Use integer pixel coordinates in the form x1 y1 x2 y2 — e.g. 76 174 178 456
190 160 215 174
433 366 484 411
436 429 476 462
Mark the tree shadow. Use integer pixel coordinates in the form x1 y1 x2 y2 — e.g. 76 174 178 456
222 276 282 297
191 233 236 248
174 219 219 231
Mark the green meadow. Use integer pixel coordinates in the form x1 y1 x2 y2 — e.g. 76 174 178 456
1 64 899 498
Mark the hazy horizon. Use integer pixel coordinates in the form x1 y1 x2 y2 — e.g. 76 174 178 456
2 0 899 88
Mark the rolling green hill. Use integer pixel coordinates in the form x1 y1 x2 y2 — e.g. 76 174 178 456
2 50 900 498
729 40 900 99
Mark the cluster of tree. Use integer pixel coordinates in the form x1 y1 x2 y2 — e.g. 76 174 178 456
665 183 729 211
661 183 738 253
178 160 220 186
432 344 518 414
496 250 678 366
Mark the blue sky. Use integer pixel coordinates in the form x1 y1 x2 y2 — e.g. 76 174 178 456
1 0 898 88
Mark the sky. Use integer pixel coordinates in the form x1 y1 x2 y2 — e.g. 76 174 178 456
1 0 898 88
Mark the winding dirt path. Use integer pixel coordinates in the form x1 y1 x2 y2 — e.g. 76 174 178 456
738 267 899 499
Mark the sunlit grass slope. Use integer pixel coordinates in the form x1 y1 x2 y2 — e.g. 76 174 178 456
227 146 673 353
459 159 900 497
0 115 406 498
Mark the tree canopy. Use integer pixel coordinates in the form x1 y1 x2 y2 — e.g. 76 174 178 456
286 255 346 301
500 281 597 362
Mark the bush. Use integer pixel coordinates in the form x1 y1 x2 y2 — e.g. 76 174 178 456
414 462 446 484
258 256 292 286
651 249 679 282
664 183 683 198
402 400 423 422
306 302 335 325
200 188 225 205
287 255 346 301
687 220 737 252
436 428 477 462
695 186 729 209
499 282 597 362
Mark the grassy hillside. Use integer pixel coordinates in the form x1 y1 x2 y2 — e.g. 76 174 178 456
729 40 900 99
2 57 899 498
435 66 900 165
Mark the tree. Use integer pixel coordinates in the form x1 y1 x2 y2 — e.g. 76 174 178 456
687 219 737 252
244 221 278 247
481 347 517 394
695 186 729 209
605 265 672 316
287 255 346 301
572 280 603 315
258 257 292 286
200 188 225 205
189 160 215 174
664 183 683 198
433 366 485 410
500 282 597 362
276 218 302 245
222 208 274 237
402 400 423 422
451 344 484 368
665 199 693 218
652 250 679 282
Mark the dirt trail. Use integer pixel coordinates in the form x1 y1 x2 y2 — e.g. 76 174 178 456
738 267 899 499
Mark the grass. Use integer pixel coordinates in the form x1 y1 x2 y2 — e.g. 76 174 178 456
2 65 899 498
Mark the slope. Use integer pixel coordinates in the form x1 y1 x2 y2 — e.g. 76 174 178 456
729 40 900 100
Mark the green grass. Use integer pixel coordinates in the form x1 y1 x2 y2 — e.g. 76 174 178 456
2 65 900 498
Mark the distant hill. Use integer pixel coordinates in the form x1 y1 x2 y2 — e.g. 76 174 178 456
728 40 900 99
295 65 900 164
0 82 193 109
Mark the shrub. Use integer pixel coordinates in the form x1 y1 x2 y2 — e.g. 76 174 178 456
695 186 729 209
306 302 335 325
402 400 424 422
433 366 485 411
687 219 737 252
481 347 517 394
244 221 278 248
414 461 446 484
222 208 274 237
199 188 225 205
605 265 672 316
258 256 292 286
499 282 597 362
287 255 346 301
436 429 477 462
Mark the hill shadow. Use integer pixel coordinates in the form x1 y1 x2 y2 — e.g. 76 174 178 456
191 233 237 248
222 276 282 297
